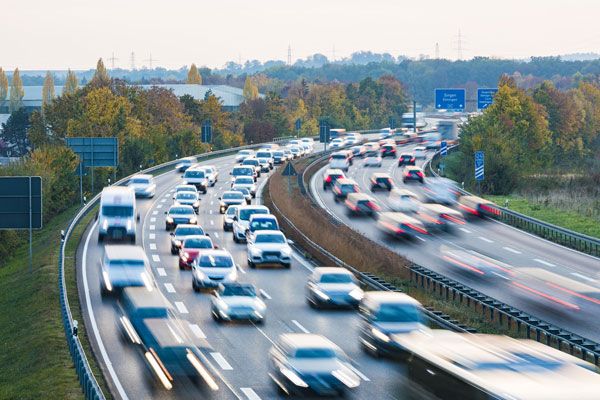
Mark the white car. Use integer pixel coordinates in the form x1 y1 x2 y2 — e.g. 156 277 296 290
300 143 312 154
288 146 302 158
389 189 420 213
128 174 156 198
257 157 271 173
191 249 237 290
329 152 350 172
175 156 196 172
173 191 200 212
300 138 315 148
364 142 380 152
306 267 363 309
247 230 292 268
255 150 274 169
414 146 427 159
232 176 256 197
101 245 153 294
232 205 269 243
172 184 198 200
241 158 262 177
330 138 345 149
363 151 382 167
235 149 254 163
182 168 208 194
210 283 266 323
198 165 218 187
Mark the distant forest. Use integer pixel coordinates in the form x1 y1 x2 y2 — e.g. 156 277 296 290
11 52 600 107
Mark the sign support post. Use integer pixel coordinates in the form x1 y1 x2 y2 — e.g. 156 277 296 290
28 177 32 273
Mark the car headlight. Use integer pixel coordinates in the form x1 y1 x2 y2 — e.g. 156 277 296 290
102 219 108 231
174 239 182 246
126 219 132 231
193 201 200 207
349 288 364 301
371 327 390 343
181 252 190 262
255 299 266 310
313 288 330 301
189 216 197 224
194 269 206 281
166 216 174 223
281 246 292 256
280 368 308 388
216 298 229 311
250 247 262 257
225 270 237 281
145 186 153 192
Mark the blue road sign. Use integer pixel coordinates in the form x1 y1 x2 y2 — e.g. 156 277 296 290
440 141 448 156
319 121 330 143
66 137 118 168
388 116 397 130
435 88 466 111
0 176 43 230
475 151 485 181
282 162 297 176
477 88 498 110
201 120 212 143
295 118 302 131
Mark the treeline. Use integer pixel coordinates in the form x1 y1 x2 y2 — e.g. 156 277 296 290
447 76 600 194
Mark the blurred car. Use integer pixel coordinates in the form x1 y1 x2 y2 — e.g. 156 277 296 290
416 203 465 232
128 174 156 198
282 148 293 161
370 172 393 191
257 157 271 173
422 177 459 205
289 146 302 159
218 191 246 214
241 158 262 177
363 141 380 152
246 214 280 242
255 150 274 169
300 137 315 148
389 189 420 213
332 178 360 202
247 230 292 268
222 205 240 231
363 150 382 167
379 128 393 139
165 204 197 230
344 193 380 216
300 142 312 154
376 212 428 239
230 165 256 182
414 146 427 159
101 245 154 295
322 168 346 190
170 224 206 254
211 283 266 323
174 156 196 172
350 145 366 158
306 267 363 309
359 291 428 357
235 149 254 163
380 143 397 158
440 245 514 280
174 191 200 213
272 150 286 165
402 166 425 184
231 176 257 197
269 333 360 396
458 195 501 218
398 152 416 166
172 184 198 200
182 168 208 194
178 235 215 269
233 187 252 204
330 138 345 149
198 165 218 187
328 151 351 172
192 249 237 291
232 205 270 243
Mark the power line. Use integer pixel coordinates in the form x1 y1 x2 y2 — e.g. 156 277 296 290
108 52 119 69
143 53 158 69
287 44 292 66
130 51 136 70
435 42 440 59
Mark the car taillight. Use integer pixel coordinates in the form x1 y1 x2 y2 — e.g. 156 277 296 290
345 200 359 211
441 214 465 224
406 223 428 235
459 203 479 215
353 185 359 192
417 172 424 178
326 176 332 183
367 202 380 211
480 204 501 216
410 157 415 162
381 221 404 234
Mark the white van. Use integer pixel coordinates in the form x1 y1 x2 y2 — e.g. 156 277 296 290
98 186 138 243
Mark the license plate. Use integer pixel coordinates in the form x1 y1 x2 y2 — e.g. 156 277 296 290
266 256 278 261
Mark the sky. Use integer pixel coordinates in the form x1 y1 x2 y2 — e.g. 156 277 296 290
3 0 600 70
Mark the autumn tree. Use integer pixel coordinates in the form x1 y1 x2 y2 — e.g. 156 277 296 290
63 69 79 95
9 68 24 113
243 76 259 100
187 64 202 84
42 71 56 110
28 111 49 149
90 58 110 86
0 67 7 103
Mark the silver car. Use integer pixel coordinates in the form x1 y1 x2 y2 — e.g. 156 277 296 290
174 191 200 212
128 174 156 198
191 250 238 290
247 230 292 268
232 176 257 197
222 205 240 231
210 283 266 323
306 267 363 309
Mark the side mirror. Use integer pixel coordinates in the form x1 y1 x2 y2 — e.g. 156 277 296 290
137 213 140 222
170 232 174 236
287 239 295 246
218 197 221 200
259 290 267 299
214 245 219 249
164 211 167 215
233 216 238 221
205 232 210 237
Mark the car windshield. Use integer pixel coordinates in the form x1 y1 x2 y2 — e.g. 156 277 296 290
258 158 268 163
340 184 358 193
130 178 150 184
255 233 285 243
239 209 268 221
320 273 353 283
222 285 256 297
332 154 346 159
226 207 238 216
109 259 145 268
236 178 254 185
177 193 196 200
170 207 193 215
185 170 205 178
177 186 196 193
223 192 244 200
365 151 379 157
236 188 250 195
243 159 259 166
250 220 277 230
256 152 271 158
233 168 252 175
102 205 133 217
374 304 421 323
377 177 391 183
273 151 284 156
184 238 212 248
294 348 336 359
290 148 299 153
197 254 233 268
175 227 204 236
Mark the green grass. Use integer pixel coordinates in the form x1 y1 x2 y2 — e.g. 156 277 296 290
0 205 84 400
485 194 600 239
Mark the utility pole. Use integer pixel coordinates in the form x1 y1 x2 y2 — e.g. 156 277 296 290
144 53 158 69
435 43 440 59
108 52 119 69
457 30 463 60
413 100 417 133
287 44 292 66
130 51 136 70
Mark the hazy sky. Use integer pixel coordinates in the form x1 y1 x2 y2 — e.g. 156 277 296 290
3 0 600 70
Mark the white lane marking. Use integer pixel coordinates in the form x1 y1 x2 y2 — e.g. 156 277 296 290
210 352 233 370
209 210 213 215
152 254 160 262
149 225 156 231
240 388 261 400
459 227 472 233
157 268 167 276
292 251 314 272
210 201 214 206
214 232 220 238
259 289 271 300
175 301 189 314
164 193 171 198
150 217 156 222
534 258 556 267
156 204 163 209
189 323 206 339
210 220 214 225
149 233 155 240
571 272 595 282
503 246 522 254
348 365 370 382
291 320 309 333
82 221 130 399
478 236 493 243
149 243 157 250
237 265 247 274
164 283 176 293
416 236 426 242
169 189 175 193
152 210 158 215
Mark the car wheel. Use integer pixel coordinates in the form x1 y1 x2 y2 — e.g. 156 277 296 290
283 263 291 269
402 179 407 184
203 189 207 194
248 260 256 269
192 279 199 292
233 234 239 243
171 247 178 255
98 234 104 243
323 185 327 191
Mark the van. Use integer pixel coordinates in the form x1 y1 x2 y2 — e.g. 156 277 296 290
101 245 153 295
98 186 138 243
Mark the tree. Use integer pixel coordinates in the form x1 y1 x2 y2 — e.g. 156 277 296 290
187 64 202 84
9 68 24 113
63 69 79 95
91 58 110 86
243 76 259 100
28 111 49 149
0 67 7 103
1 108 30 156
42 71 55 110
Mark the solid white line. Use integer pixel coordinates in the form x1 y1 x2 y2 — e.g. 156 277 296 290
210 352 233 370
348 365 370 382
416 236 426 242
150 217 156 223
210 201 214 206
189 323 206 339
534 258 555 267
209 210 213 215
149 225 155 231
175 301 189 314
237 265 247 274
459 227 472 233
478 236 493 243
571 272 595 282
152 210 158 215
164 283 175 293
259 289 271 300
157 267 167 276
152 254 160 262
291 320 310 333
240 388 261 400
292 251 313 272
503 246 522 254
164 193 171 197
149 233 155 240
82 221 130 399
149 243 157 250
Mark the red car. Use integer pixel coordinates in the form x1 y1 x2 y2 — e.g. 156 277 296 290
179 235 216 269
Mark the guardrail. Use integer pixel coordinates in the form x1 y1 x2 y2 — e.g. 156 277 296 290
293 151 600 366
425 146 600 258
59 137 294 399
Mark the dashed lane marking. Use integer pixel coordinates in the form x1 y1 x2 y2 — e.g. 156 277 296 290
534 258 556 267
291 320 309 333
478 236 493 243
175 301 189 314
164 283 175 293
210 352 233 370
157 268 167 276
152 254 160 262
189 323 206 339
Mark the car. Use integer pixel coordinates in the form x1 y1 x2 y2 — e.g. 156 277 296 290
255 150 274 169
344 136 359 146
198 165 218 187
328 151 350 172
165 204 197 230
241 158 262 177
235 149 254 163
300 137 315 147
178 235 215 269
192 249 237 290
332 178 359 202
231 176 257 197
398 152 416 166
272 150 286 165
218 190 246 213
98 186 138 243
370 172 393 191
363 150 382 167
322 168 346 190
380 143 397 158
329 138 345 149
288 145 302 158
363 141 380 152
222 205 240 231
231 165 256 182
182 168 208 194
269 333 360 396
422 177 459 205
232 205 270 243
174 156 196 172
247 230 292 268
170 224 206 254
210 283 267 323
403 166 425 184
344 193 380 216
376 211 428 239
389 189 420 213
173 191 200 212
257 157 271 173
415 203 466 232
128 174 156 198
458 195 501 218
300 143 312 154
350 145 366 158
282 148 293 161
263 143 280 151
233 187 252 204
414 146 427 159
100 245 153 295
306 267 363 309
359 291 428 357
440 245 515 280
246 214 279 242
172 184 198 200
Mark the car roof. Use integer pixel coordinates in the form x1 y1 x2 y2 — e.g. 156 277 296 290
175 184 196 189
239 205 269 211
175 224 202 230
104 245 148 260
223 190 244 195
196 249 231 257
314 267 353 276
130 174 153 180
420 203 461 215
101 186 135 203
391 188 417 197
254 229 284 236
406 166 422 171
363 291 421 306
280 333 337 350
379 211 423 225
347 192 374 201
399 152 414 156
123 287 173 310
249 213 276 220
325 168 344 175
335 178 357 185
168 204 195 211
415 146 426 150
182 235 212 242
372 172 391 178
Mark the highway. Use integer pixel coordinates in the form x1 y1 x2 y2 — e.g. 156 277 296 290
77 141 437 400
311 141 600 343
